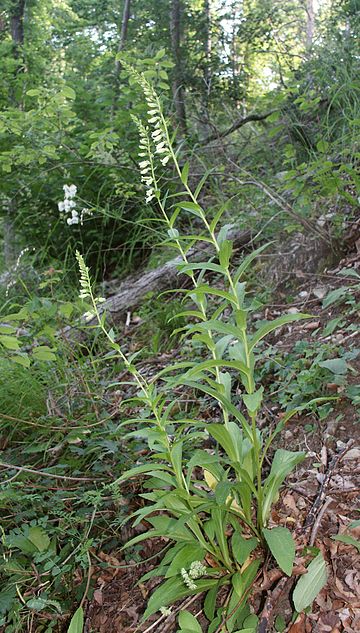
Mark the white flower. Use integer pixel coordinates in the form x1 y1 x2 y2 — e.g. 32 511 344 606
66 210 79 225
189 561 207 579
159 607 172 616
63 184 77 198
181 568 196 590
58 201 65 212
145 188 155 203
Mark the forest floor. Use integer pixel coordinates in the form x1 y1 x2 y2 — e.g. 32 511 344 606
84 248 360 633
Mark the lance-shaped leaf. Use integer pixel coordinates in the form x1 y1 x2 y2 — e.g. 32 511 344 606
293 553 327 612
249 314 312 351
263 527 295 576
143 577 219 620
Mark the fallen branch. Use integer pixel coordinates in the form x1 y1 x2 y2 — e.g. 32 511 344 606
202 110 276 144
81 227 253 327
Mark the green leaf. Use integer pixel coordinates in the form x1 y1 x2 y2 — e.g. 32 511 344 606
143 577 218 620
207 424 238 462
32 346 57 361
293 554 327 613
59 302 74 319
318 358 348 375
322 317 343 336
263 527 295 576
0 325 16 334
262 450 305 523
231 533 258 566
166 544 206 578
0 588 16 615
274 615 286 632
322 287 347 308
155 48 166 60
180 162 190 186
11 354 30 368
67 607 84 633
113 463 171 484
171 441 184 487
331 534 360 552
243 387 263 416
234 243 272 283
0 335 20 350
62 86 76 100
316 140 328 153
249 314 311 351
178 202 204 218
204 584 218 621
28 526 50 552
195 171 211 201
27 597 48 611
209 201 228 232
177 262 224 275
219 239 233 268
178 611 202 632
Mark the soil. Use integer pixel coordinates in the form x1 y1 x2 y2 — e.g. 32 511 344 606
85 247 360 633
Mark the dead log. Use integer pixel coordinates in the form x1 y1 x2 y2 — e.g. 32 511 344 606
61 227 252 342
98 227 253 324
60 228 253 345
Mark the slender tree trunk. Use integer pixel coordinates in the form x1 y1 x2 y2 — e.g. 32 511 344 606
198 0 212 136
11 0 25 47
305 0 314 51
114 0 131 76
112 0 131 117
170 0 187 136
204 0 211 101
5 0 26 267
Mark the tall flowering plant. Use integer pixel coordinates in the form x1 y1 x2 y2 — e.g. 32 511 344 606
75 65 328 631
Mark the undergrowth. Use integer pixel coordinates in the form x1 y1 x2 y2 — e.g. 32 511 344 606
0 50 358 633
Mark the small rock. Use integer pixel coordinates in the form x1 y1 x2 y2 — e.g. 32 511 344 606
313 286 327 299
303 320 321 330
343 448 360 460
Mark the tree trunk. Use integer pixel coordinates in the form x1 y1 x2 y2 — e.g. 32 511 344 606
64 228 252 338
10 0 25 49
114 0 131 76
5 0 26 267
170 0 187 136
305 0 314 51
112 0 131 117
203 0 212 101
198 0 212 136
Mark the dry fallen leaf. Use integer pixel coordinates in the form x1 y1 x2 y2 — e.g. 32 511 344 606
289 612 306 633
93 589 103 605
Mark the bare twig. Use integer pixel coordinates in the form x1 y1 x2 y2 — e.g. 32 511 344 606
257 576 289 633
302 439 355 535
309 497 333 546
0 461 101 482
202 110 276 144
